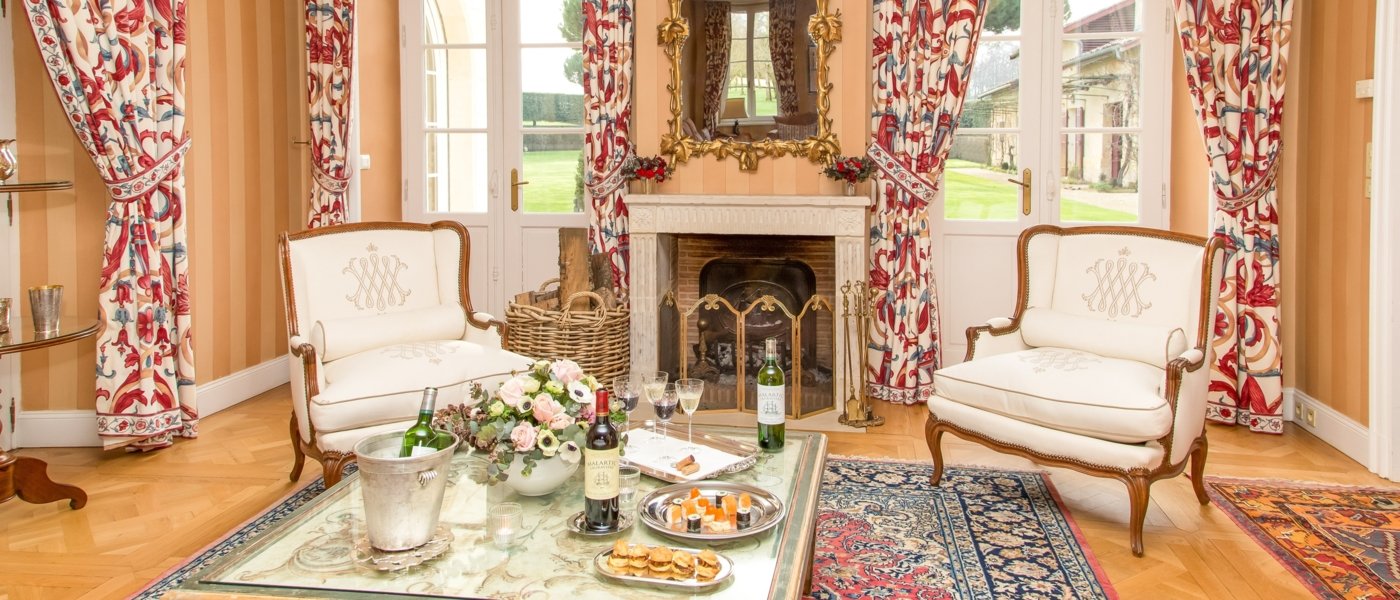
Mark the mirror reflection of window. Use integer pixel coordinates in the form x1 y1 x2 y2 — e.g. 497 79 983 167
727 8 774 119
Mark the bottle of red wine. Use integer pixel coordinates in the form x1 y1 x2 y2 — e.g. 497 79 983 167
584 389 620 531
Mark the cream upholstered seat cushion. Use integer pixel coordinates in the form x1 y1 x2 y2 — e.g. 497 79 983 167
933 346 1172 444
929 396 1166 470
309 341 530 435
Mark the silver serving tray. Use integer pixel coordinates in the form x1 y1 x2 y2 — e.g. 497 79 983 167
637 481 785 542
623 424 760 483
593 545 733 590
565 510 635 537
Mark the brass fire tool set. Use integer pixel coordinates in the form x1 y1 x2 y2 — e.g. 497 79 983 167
838 280 884 428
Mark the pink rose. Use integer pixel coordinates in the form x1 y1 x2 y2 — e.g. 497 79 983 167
510 422 538 452
549 413 574 431
578 403 596 424
532 395 561 423
550 360 585 386
498 376 528 407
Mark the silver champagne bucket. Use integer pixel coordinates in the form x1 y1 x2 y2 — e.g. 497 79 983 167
353 430 459 551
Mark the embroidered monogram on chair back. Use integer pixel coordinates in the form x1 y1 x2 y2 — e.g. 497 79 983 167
1082 247 1156 318
343 243 412 311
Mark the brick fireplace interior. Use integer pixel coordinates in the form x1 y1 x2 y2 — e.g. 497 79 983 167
660 234 836 418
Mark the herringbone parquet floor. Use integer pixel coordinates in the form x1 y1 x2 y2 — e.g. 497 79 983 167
0 386 1392 599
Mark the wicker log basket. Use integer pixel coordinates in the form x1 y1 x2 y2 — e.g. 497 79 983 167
505 279 630 385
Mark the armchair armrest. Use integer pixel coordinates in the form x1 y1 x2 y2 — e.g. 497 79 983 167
465 311 509 348
1162 346 1211 467
964 317 1028 362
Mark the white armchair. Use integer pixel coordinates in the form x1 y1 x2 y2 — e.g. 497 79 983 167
278 221 532 485
926 225 1226 556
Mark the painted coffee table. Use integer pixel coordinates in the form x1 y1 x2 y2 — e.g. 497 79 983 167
168 426 827 599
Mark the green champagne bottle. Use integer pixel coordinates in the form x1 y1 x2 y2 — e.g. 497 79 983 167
399 387 442 458
756 338 786 450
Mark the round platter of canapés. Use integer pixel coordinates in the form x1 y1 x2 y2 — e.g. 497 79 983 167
636 481 785 542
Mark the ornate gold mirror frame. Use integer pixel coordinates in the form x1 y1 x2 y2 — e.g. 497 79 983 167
659 0 842 171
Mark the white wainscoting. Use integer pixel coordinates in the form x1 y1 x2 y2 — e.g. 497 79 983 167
15 355 289 448
1282 387 1370 467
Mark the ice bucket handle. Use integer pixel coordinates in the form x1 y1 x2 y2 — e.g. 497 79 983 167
417 469 439 487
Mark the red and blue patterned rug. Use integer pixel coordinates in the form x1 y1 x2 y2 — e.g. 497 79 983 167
1207 476 1400 600
133 458 1115 599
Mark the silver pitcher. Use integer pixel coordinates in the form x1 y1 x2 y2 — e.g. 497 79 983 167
352 430 459 551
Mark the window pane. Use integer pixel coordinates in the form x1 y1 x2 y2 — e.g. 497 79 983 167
426 49 487 129
521 48 585 127
520 0 578 43
962 40 1020 128
426 133 489 213
1064 0 1140 33
1061 37 1140 128
522 134 586 214
944 134 1022 221
425 0 485 45
983 0 1021 35
1060 133 1139 222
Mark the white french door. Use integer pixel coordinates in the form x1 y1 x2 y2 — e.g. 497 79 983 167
402 0 589 317
936 0 1172 362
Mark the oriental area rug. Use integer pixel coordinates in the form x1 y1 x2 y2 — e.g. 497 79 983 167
1207 477 1400 600
133 459 1114 599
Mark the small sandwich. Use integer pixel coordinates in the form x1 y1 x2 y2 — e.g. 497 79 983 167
626 544 650 569
670 550 696 580
648 546 674 577
607 540 630 570
695 550 721 581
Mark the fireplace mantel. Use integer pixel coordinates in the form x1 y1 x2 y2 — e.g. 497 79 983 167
627 193 868 430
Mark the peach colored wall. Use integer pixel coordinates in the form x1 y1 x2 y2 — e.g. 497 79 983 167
357 1 403 222
11 0 307 410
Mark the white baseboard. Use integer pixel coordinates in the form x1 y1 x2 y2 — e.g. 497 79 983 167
15 355 288 449
1283 387 1370 467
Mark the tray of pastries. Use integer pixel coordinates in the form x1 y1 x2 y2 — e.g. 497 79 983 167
637 481 785 541
594 540 733 590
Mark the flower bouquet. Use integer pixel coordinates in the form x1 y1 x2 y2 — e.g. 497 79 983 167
822 155 876 195
434 359 624 483
624 155 673 193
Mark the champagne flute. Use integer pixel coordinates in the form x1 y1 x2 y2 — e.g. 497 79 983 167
642 371 669 435
676 378 704 448
612 374 642 432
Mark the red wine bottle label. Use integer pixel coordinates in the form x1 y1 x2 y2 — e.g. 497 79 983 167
584 447 620 500
757 384 785 425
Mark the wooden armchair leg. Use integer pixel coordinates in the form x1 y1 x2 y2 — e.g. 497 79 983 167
1125 474 1151 557
1190 437 1210 505
924 417 947 486
321 452 356 488
288 414 306 482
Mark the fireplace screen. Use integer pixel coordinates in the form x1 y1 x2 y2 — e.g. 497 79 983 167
661 257 834 419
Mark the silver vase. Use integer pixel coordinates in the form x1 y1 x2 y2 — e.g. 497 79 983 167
0 139 16 182
28 285 62 335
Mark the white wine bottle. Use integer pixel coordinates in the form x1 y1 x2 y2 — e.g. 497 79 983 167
756 338 786 450
399 388 442 458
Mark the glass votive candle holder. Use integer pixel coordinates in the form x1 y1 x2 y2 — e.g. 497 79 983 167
488 502 523 550
619 465 641 508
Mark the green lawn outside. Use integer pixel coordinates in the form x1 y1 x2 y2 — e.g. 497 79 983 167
521 150 582 213
944 167 1136 223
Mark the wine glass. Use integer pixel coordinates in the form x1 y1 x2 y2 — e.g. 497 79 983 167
642 372 669 435
675 378 704 448
612 374 642 432
652 383 679 436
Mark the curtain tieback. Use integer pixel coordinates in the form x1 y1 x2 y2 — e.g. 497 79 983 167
312 163 350 194
586 150 634 200
867 142 938 203
106 140 192 201
1216 159 1280 212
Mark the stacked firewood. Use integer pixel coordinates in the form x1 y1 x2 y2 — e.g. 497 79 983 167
512 227 620 310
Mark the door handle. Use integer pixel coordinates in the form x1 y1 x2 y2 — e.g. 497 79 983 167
1006 168 1032 216
510 168 530 212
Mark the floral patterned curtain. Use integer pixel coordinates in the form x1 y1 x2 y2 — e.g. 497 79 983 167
867 0 989 405
583 0 635 294
769 0 798 115
305 0 355 228
1174 0 1293 433
701 2 731 134
24 0 196 450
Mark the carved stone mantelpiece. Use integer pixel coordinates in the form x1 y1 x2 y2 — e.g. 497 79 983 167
628 194 868 426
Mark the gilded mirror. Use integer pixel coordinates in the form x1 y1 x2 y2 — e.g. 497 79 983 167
660 0 841 171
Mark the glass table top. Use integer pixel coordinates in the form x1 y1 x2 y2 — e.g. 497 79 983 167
178 426 828 599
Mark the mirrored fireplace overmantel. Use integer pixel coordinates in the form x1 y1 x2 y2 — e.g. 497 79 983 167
627 193 868 430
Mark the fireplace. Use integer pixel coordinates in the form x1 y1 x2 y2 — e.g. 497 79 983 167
660 236 835 417
627 193 869 430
